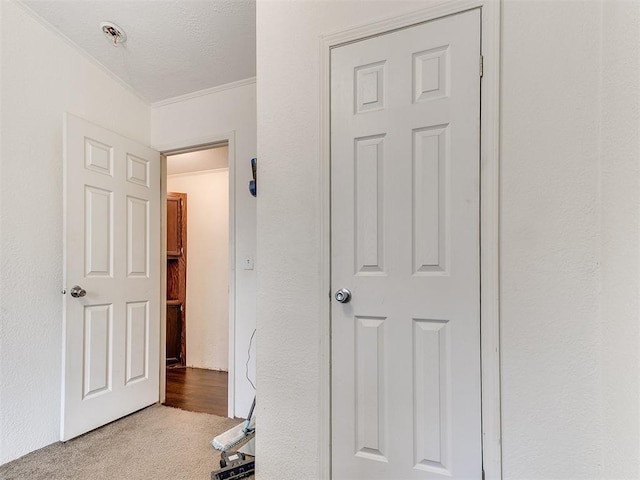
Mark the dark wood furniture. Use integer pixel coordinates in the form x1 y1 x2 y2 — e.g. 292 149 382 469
166 192 187 366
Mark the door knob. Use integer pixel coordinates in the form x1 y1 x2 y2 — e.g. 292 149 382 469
334 288 351 304
70 285 86 298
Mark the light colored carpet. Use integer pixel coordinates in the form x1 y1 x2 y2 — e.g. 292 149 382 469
0 404 254 480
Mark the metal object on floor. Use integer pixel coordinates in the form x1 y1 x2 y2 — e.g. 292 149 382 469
211 450 255 480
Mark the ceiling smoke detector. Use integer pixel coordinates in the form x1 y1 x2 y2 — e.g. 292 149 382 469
100 22 127 47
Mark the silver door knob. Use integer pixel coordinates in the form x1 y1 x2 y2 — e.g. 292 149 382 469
334 288 351 303
70 285 86 298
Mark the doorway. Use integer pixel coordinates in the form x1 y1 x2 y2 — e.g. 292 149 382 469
163 144 231 416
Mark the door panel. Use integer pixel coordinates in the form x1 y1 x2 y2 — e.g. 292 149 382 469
127 196 150 277
126 301 149 384
62 113 160 441
331 10 482 479
82 304 112 398
84 186 112 277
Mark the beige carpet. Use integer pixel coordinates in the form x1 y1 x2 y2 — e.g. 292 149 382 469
0 404 254 480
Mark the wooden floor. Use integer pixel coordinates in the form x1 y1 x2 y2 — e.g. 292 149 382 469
164 367 228 417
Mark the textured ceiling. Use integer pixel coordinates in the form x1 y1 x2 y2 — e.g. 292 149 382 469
20 0 256 103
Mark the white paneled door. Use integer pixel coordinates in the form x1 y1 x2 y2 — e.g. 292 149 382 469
62 113 160 441
331 10 482 479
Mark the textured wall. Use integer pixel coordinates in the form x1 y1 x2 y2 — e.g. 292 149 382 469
599 1 640 477
0 0 150 464
500 1 603 477
256 0 640 478
151 82 257 417
167 170 230 371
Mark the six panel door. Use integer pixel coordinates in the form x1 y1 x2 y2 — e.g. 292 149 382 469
62 113 160 441
331 9 482 479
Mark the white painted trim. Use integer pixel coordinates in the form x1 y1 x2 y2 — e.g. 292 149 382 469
159 155 168 404
477 3 503 478
319 2 502 478
15 0 150 106
159 132 237 419
167 167 230 179
226 133 237 419
318 31 332 480
60 113 70 437
154 133 232 156
151 77 257 108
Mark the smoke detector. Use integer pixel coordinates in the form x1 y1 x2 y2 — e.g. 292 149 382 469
100 22 127 47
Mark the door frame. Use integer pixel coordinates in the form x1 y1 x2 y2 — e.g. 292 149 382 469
157 131 237 418
319 1 501 478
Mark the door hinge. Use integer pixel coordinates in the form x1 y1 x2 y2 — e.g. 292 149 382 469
480 55 484 78
180 304 184 313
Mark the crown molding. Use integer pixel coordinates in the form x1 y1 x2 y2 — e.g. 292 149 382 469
151 77 257 108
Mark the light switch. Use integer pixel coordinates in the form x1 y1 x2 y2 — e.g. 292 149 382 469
243 255 255 270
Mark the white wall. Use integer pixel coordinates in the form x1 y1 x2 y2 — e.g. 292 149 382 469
0 0 150 464
256 0 640 478
599 3 640 476
501 1 639 478
500 1 603 477
167 146 229 175
151 82 257 416
167 169 229 371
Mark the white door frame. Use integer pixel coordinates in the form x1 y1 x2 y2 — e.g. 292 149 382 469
156 131 237 418
319 1 501 478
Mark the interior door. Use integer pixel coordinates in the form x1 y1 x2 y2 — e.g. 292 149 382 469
62 113 160 441
331 10 482 479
